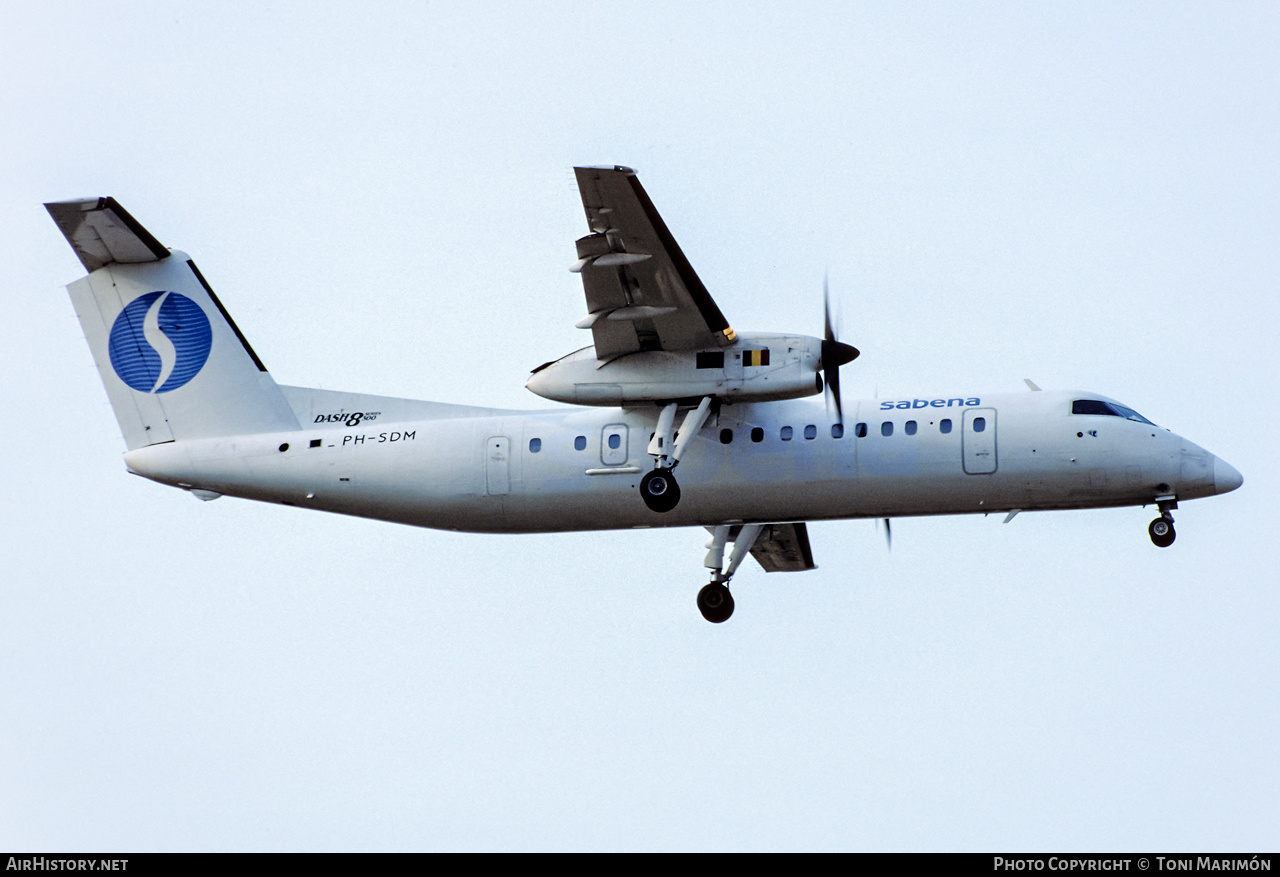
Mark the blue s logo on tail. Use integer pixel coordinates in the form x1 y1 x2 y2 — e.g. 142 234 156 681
108 291 212 393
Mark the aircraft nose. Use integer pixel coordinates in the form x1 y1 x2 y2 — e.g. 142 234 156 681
1213 457 1243 495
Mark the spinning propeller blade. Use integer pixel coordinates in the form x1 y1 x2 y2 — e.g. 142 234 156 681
877 517 892 552
820 275 859 425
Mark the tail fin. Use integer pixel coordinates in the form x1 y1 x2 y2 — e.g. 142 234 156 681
47 198 300 449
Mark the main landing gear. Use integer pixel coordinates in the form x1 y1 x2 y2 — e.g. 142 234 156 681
697 524 764 623
1149 497 1177 548
640 468 680 513
697 583 734 624
640 397 714 513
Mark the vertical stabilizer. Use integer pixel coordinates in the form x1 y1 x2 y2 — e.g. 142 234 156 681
48 198 300 450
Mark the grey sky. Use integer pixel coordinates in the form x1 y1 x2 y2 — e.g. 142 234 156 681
2 1 1276 850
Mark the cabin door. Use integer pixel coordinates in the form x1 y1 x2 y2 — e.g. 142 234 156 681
601 424 629 466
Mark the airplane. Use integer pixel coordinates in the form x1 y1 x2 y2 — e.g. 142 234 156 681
46 165 1243 623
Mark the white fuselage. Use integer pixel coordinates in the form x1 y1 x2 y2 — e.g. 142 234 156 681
120 389 1236 534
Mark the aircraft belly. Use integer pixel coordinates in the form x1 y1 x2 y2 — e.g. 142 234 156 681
504 453 1014 529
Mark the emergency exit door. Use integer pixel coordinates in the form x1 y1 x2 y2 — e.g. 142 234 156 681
486 436 510 495
962 408 997 474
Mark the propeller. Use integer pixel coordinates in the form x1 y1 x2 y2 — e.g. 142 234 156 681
877 517 892 552
821 275 859 424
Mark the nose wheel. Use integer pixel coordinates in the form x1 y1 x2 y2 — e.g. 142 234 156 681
1148 497 1177 548
697 583 735 623
1149 516 1176 548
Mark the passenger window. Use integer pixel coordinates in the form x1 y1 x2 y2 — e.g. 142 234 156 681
855 423 867 438
781 426 793 441
751 427 764 443
574 435 586 451
881 422 893 437
905 420 917 436
973 417 986 433
720 429 733 444
804 424 817 440
608 433 621 449
831 424 844 439
529 438 542 453
940 419 952 434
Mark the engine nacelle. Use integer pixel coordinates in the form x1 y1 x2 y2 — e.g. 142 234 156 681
526 333 824 406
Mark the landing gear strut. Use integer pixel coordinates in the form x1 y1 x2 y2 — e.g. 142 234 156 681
696 524 764 623
641 397 714 513
1149 497 1177 548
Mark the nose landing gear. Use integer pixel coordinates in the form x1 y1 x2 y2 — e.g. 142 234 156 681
1149 516 1176 548
1149 497 1177 548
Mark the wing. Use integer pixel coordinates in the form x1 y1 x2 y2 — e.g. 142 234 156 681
571 166 736 360
708 522 818 573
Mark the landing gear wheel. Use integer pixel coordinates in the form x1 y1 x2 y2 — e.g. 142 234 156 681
1149 517 1176 548
697 583 735 623
640 467 681 513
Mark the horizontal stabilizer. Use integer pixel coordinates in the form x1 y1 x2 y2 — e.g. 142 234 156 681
45 197 169 272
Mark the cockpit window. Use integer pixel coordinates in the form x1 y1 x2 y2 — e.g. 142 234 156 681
1071 399 1154 424
1109 403 1154 424
1072 400 1111 416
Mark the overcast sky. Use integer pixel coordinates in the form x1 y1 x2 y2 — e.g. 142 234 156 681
2 1 1276 851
